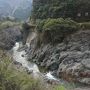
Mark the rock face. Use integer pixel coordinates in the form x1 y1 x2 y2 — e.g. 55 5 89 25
27 30 90 85
0 26 21 49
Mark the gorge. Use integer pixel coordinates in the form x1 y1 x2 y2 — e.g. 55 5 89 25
0 0 90 90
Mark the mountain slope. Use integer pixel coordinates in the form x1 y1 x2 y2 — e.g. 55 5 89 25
0 0 32 20
12 0 32 20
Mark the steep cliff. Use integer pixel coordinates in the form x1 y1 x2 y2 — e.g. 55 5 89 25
24 0 90 85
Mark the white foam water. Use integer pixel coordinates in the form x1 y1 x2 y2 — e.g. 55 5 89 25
13 42 40 72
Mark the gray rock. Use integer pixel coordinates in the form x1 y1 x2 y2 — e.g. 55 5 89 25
0 26 21 49
79 78 90 85
82 59 90 69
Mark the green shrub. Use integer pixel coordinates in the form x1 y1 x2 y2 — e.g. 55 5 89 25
43 18 79 31
37 18 79 45
0 21 21 30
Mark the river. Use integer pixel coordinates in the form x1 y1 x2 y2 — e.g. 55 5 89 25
12 42 60 82
11 42 90 90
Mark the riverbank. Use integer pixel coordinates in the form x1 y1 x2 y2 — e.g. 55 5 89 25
0 48 66 90
11 41 90 90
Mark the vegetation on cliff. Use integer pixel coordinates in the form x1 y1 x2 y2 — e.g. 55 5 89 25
38 18 79 32
36 18 79 46
32 0 90 47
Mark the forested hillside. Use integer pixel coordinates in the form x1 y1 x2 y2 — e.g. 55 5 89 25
33 0 90 21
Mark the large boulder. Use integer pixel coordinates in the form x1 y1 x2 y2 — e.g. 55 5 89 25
0 26 21 49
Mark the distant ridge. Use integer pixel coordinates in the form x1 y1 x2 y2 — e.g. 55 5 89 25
0 0 32 21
